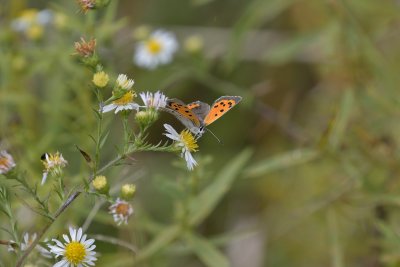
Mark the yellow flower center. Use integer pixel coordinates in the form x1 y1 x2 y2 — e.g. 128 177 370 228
146 39 162 54
113 91 135 105
65 242 86 264
180 130 199 152
115 203 130 216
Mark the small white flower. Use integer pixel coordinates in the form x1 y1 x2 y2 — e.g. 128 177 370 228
109 198 134 226
102 91 140 114
19 233 52 257
139 91 168 110
163 124 198 170
20 233 37 251
41 152 68 185
0 150 16 174
48 227 97 267
134 30 178 69
116 74 134 90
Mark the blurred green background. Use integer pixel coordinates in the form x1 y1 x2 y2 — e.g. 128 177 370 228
2 0 400 266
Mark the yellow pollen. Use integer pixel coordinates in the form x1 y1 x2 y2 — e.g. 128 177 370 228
43 153 65 170
113 91 135 105
65 242 86 264
146 39 162 54
115 203 130 216
180 130 199 152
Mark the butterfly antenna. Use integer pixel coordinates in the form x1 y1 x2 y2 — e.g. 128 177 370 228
206 128 223 145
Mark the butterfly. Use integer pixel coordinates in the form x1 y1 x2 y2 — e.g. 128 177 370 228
162 96 242 138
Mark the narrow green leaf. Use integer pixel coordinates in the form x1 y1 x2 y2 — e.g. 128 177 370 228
185 233 229 267
189 149 252 226
225 0 295 69
134 225 181 264
99 130 110 149
244 148 319 178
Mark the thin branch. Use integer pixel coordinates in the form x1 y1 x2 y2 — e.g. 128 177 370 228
0 240 10 246
91 234 137 254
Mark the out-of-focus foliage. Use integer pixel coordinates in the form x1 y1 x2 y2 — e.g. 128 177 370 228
2 0 400 266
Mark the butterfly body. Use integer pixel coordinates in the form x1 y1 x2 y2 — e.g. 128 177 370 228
162 96 242 137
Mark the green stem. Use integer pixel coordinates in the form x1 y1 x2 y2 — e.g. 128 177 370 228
122 113 130 153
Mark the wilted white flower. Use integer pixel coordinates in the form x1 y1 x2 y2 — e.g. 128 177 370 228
134 30 178 69
41 152 68 185
0 150 16 174
109 198 134 226
48 227 97 266
163 124 198 170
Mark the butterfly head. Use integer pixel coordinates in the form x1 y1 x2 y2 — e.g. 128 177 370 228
189 126 205 139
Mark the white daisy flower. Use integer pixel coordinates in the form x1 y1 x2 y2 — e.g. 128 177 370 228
109 198 134 226
0 150 16 174
41 152 68 185
163 124 198 170
102 91 140 114
139 91 168 110
134 30 178 69
48 227 97 267
116 74 134 90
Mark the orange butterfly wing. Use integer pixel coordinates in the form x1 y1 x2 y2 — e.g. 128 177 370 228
186 102 201 109
203 96 242 126
166 100 201 127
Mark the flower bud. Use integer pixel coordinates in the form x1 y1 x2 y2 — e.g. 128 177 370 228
184 35 204 53
92 71 109 88
120 184 136 200
135 110 158 129
92 175 109 194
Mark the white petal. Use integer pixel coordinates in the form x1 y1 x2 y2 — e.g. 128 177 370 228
69 227 76 241
102 104 116 113
76 228 83 242
54 259 68 267
63 234 70 243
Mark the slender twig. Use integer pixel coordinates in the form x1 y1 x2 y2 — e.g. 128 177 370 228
0 240 10 246
82 201 104 232
91 234 137 254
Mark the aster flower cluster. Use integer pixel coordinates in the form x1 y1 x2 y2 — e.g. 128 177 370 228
11 9 53 40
